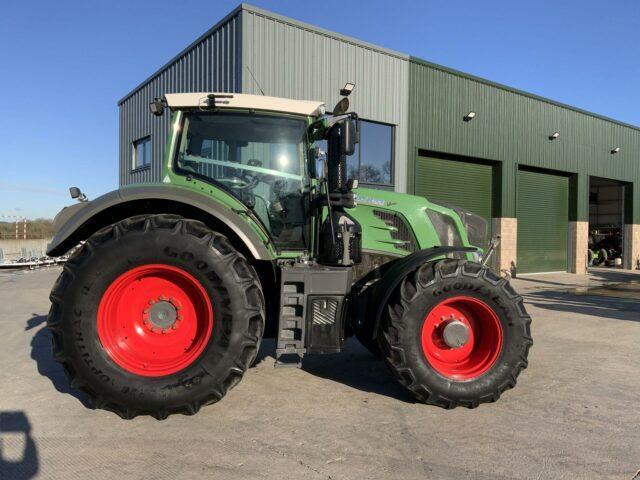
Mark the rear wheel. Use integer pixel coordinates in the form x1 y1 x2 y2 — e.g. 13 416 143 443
380 259 532 408
47 214 265 419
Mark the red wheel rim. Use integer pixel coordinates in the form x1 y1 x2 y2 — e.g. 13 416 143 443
97 264 214 377
421 296 502 381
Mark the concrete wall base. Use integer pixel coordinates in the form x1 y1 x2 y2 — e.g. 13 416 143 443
491 217 517 275
0 239 51 261
568 221 588 274
623 224 640 270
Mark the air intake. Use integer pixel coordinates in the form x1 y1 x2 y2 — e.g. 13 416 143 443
373 210 418 252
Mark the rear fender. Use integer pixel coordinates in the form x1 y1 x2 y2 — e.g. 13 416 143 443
46 185 272 260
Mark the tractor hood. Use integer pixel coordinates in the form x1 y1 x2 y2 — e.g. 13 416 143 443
350 188 486 255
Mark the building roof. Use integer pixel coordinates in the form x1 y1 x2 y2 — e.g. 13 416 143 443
164 92 325 116
119 3 639 132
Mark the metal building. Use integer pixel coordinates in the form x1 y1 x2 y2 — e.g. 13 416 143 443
118 3 640 274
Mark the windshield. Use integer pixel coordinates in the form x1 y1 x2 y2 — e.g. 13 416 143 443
175 111 310 249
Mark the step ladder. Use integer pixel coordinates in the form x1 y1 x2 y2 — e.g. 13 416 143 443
275 266 307 367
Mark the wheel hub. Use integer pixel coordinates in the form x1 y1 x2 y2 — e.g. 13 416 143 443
147 300 178 330
421 296 503 381
441 320 469 348
97 264 214 377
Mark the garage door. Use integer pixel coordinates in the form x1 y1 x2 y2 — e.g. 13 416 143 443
415 155 493 234
517 169 568 273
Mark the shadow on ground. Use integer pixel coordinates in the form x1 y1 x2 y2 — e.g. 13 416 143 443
588 268 640 284
516 267 640 289
29 314 411 405
523 290 640 322
0 411 39 480
256 338 416 403
27 315 92 409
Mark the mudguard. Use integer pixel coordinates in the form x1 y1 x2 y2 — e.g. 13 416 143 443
362 246 477 339
46 185 272 260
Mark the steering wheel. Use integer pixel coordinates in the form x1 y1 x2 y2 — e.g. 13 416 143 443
217 176 250 189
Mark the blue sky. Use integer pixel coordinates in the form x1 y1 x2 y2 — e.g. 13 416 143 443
1 0 638 219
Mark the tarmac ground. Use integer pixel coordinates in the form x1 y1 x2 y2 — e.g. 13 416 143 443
1 266 639 479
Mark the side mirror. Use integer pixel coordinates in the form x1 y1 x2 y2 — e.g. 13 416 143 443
308 147 318 178
341 119 357 156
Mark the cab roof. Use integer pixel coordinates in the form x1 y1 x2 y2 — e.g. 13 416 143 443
164 92 325 117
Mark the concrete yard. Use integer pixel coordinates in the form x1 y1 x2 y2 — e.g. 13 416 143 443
1 266 639 480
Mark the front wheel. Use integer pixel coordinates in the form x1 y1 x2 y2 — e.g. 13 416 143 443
47 214 265 419
380 259 532 408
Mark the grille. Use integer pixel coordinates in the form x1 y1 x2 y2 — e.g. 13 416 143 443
311 298 338 325
373 210 418 252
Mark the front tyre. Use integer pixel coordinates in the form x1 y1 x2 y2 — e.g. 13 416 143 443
47 214 265 419
380 259 532 408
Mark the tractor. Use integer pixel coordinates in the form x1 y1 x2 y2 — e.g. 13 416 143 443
46 86 532 419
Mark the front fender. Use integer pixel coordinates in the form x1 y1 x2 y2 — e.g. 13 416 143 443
46 185 272 260
355 246 477 339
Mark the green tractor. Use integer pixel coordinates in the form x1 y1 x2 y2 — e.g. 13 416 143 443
46 87 532 419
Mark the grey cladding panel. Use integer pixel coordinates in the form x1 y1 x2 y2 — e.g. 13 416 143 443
241 9 410 192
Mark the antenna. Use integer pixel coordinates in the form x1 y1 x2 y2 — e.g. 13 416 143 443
246 66 265 96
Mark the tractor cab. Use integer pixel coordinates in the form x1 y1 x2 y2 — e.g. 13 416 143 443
155 89 362 264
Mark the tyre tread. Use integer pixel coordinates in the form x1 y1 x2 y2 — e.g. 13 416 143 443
379 258 532 409
47 214 265 419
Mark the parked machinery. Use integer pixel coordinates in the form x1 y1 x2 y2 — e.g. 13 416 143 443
45 87 532 418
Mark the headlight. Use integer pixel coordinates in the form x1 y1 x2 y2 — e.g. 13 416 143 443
426 210 462 247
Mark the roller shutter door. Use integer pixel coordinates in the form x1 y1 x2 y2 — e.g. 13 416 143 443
415 156 493 235
517 169 568 273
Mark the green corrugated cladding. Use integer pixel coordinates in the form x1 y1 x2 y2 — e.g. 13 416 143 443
517 169 569 273
407 57 640 224
415 156 493 222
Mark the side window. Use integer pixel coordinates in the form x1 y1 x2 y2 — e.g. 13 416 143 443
132 136 151 170
359 120 393 186
314 120 394 187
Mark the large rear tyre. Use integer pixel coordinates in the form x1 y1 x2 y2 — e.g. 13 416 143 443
47 214 265 419
380 259 532 408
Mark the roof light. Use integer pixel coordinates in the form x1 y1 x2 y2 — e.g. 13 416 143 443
549 131 560 140
463 111 476 122
340 82 355 97
611 147 621 154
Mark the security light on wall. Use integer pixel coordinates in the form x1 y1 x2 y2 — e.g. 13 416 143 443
463 111 476 122
549 131 560 140
340 82 355 97
611 147 621 154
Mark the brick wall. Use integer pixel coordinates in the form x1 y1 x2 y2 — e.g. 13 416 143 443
492 217 517 275
623 224 640 270
568 221 588 274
